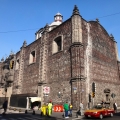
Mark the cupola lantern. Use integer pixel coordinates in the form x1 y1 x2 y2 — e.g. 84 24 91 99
54 12 63 22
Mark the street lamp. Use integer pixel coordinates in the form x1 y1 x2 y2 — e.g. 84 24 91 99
58 92 61 98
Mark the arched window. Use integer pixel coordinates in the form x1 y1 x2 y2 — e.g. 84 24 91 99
52 36 63 54
29 51 36 64
16 59 19 70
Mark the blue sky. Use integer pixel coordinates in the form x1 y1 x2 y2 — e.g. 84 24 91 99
0 0 120 60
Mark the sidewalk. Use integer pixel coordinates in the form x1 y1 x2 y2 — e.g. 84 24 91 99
51 110 84 120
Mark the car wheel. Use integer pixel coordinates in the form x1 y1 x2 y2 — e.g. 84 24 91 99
100 114 103 119
85 115 88 118
110 113 113 117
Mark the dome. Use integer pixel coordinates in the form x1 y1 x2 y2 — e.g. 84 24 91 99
49 12 63 31
49 21 62 26
56 12 62 16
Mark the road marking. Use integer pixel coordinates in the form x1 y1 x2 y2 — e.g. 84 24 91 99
31 116 42 119
72 118 80 120
9 118 15 120
17 118 26 120
25 117 41 120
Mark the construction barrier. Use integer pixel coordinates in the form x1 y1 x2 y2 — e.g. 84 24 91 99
53 105 64 112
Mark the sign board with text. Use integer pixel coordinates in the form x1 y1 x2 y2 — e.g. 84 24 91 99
43 86 50 94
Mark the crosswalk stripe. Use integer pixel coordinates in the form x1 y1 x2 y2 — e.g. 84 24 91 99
17 118 27 120
25 117 39 120
31 116 42 119
25 116 42 120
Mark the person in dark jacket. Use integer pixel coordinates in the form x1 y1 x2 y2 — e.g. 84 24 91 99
2 100 8 115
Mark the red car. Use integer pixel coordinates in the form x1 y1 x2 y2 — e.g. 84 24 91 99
84 104 115 119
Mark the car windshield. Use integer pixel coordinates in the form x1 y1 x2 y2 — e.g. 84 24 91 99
92 105 103 109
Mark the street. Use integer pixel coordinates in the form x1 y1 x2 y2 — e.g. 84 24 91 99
0 111 120 120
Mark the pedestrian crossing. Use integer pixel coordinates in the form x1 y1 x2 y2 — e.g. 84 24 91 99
0 115 43 120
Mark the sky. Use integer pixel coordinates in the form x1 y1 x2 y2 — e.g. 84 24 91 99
0 0 120 60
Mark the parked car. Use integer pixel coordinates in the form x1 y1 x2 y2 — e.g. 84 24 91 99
84 104 115 119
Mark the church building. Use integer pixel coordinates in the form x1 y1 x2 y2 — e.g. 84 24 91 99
0 5 120 110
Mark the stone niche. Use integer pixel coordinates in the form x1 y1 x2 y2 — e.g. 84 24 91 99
104 88 110 103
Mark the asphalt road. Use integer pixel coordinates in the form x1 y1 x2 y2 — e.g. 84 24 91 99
0 112 120 120
0 109 120 120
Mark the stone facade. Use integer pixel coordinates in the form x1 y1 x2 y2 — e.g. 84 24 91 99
0 5 120 110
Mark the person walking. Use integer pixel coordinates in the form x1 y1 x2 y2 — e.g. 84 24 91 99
113 102 117 113
79 102 84 116
63 101 69 118
69 103 73 117
101 100 105 107
48 101 53 116
2 100 8 115
40 103 48 116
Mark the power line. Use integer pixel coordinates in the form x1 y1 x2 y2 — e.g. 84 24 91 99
90 11 120 20
0 11 120 34
98 12 120 18
0 28 39 33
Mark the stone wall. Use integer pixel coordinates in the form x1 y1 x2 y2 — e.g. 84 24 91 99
90 21 120 107
47 20 72 104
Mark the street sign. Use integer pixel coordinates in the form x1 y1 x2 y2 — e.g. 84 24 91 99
43 86 50 94
111 93 116 98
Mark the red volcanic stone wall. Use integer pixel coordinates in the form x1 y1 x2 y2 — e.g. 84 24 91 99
91 21 118 82
22 40 40 94
47 20 72 103
90 21 120 106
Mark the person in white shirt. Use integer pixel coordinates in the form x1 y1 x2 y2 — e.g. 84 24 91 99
113 102 117 113
79 102 84 115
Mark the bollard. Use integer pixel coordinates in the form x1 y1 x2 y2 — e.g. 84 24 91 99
25 110 27 114
32 110 35 115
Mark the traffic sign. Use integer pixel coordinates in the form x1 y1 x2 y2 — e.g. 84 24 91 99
111 93 116 98
43 86 50 94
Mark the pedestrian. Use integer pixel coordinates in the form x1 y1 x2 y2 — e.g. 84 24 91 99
79 102 84 116
63 101 69 118
69 103 73 117
47 101 53 116
101 100 105 107
2 100 8 115
113 102 117 113
40 103 48 116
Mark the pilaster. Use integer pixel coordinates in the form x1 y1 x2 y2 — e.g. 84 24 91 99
70 5 85 109
38 24 49 104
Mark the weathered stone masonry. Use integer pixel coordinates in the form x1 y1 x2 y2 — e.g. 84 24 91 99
0 5 120 109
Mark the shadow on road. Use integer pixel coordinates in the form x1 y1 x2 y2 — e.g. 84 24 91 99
114 112 120 116
0 112 65 120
